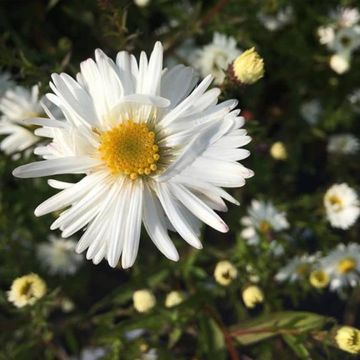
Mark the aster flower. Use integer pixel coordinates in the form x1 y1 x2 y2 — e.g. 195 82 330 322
13 42 253 268
37 236 83 275
8 273 46 308
258 6 293 31
324 183 360 229
240 199 289 245
0 85 42 156
330 7 360 28
329 52 350 74
275 254 317 283
193 33 241 85
300 99 322 125
327 134 360 155
319 243 360 291
328 26 360 54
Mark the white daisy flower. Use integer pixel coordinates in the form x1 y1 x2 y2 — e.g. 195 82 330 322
327 134 360 155
329 52 350 74
193 33 241 85
275 254 317 282
13 42 253 268
0 85 42 156
258 6 293 31
324 183 360 230
300 99 322 125
331 7 360 28
317 26 335 45
319 243 360 291
240 199 289 245
37 236 83 275
328 26 360 54
0 71 14 97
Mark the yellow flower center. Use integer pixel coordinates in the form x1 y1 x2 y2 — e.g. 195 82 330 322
20 280 34 298
328 195 343 208
337 258 357 274
309 270 329 288
98 121 160 180
296 264 310 276
259 221 271 234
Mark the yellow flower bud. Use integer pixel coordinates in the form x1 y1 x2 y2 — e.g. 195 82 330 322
214 260 238 286
7 273 47 308
133 289 156 313
335 326 360 354
165 291 184 308
309 270 329 289
242 285 264 308
270 142 287 160
231 48 265 85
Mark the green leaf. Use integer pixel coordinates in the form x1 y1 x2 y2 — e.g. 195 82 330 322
198 317 226 359
282 334 312 360
230 311 330 346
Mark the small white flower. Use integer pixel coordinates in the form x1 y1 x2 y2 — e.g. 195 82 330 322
329 52 350 74
331 7 360 28
37 236 83 275
258 6 293 31
327 134 360 155
317 26 335 45
319 243 360 291
328 26 360 54
275 254 317 282
70 347 107 360
0 72 14 97
300 100 322 125
193 32 241 85
324 183 360 230
13 42 253 269
240 200 289 245
134 0 150 7
349 88 360 113
0 85 42 155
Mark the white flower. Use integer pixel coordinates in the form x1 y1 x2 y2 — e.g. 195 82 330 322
37 236 83 275
258 6 293 31
240 200 289 245
324 183 360 229
275 254 317 282
0 85 42 155
319 243 360 291
331 7 360 28
300 100 322 125
134 0 150 7
327 134 360 155
329 52 350 74
193 33 241 85
317 26 335 45
328 26 360 54
349 88 360 113
0 72 14 97
70 347 107 360
13 42 253 269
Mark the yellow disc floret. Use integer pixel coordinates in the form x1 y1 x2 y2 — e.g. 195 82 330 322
98 121 160 179
337 257 357 274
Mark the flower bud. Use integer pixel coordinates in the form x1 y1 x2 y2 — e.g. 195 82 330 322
133 289 156 313
214 260 238 286
242 285 264 308
335 326 360 354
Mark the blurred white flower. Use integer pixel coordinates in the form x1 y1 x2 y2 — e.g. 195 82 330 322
349 88 360 113
37 236 83 275
329 52 350 74
13 42 253 269
329 26 360 54
0 85 42 155
319 243 360 291
317 26 335 45
300 99 322 125
141 349 158 360
327 134 360 155
193 32 241 85
258 6 293 31
133 289 156 313
275 254 317 282
331 7 360 28
324 183 360 229
134 0 150 7
0 72 14 97
240 199 289 245
71 347 106 360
